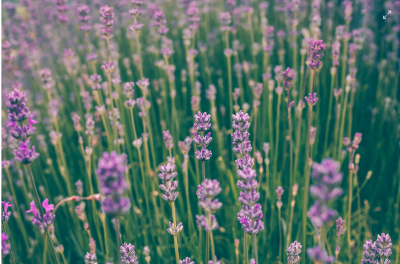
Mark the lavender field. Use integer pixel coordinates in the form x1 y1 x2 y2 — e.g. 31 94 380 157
1 0 400 263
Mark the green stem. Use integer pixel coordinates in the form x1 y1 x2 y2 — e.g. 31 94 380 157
347 170 353 264
338 88 350 158
171 202 180 264
252 234 258 264
324 71 335 155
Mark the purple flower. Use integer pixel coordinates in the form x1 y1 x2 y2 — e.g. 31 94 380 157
194 112 211 132
178 137 192 154
78 4 91 32
1 233 10 256
158 162 179 203
84 252 98 264
195 146 212 161
307 202 336 230
162 130 173 150
14 140 40 164
26 199 56 230
180 257 195 264
239 214 264 235
305 93 318 106
275 186 284 200
283 67 295 90
1 201 12 224
120 242 138 264
209 256 221 264
336 217 345 237
96 152 128 196
197 179 223 213
167 222 183 236
375 233 392 259
287 241 302 264
308 40 326 70
96 152 130 215
99 5 114 39
193 132 212 148
307 246 334 263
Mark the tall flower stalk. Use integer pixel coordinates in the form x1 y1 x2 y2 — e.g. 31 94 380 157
232 110 264 264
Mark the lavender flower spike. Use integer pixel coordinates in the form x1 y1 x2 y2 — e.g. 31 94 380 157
194 111 211 132
96 152 131 215
120 242 138 264
1 233 10 255
84 252 98 264
1 201 12 224
309 40 326 70
305 93 318 106
307 246 334 263
180 257 195 264
26 199 56 230
158 162 179 203
287 241 302 264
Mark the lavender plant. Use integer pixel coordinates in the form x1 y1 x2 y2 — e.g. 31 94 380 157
1 0 399 264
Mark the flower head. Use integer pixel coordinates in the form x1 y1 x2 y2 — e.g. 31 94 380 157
84 252 98 264
1 201 12 224
194 112 211 132
287 241 302 264
120 242 138 264
26 199 56 230
336 217 345 237
283 67 295 90
307 246 334 263
309 40 326 70
1 233 10 256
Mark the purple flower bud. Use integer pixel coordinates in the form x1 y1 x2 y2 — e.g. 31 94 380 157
178 137 192 154
99 5 114 39
336 217 345 237
283 67 295 90
195 146 212 161
375 233 392 259
308 40 326 70
306 246 334 263
305 93 318 106
194 112 211 132
275 186 284 200
26 199 56 230
84 252 97 264
239 214 264 235
167 222 183 236
193 132 212 148
1 201 12 224
1 233 11 256
162 130 173 150
287 241 302 264
120 242 138 264
14 140 39 164
180 257 195 264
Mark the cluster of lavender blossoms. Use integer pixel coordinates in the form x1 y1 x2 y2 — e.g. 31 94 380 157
196 179 222 231
308 158 343 233
232 111 264 235
96 152 131 215
158 162 179 204
120 242 138 264
2 201 12 224
306 158 343 262
193 112 212 163
6 88 39 164
287 241 302 264
25 199 56 230
2 233 11 256
362 233 392 264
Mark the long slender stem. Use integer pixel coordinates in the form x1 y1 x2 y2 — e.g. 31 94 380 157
278 207 282 263
324 71 335 154
171 202 180 264
209 213 216 264
252 234 258 264
244 230 248 264
347 170 353 264
274 94 282 183
338 88 350 158
115 217 122 264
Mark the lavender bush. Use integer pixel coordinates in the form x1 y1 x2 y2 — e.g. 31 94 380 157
1 0 399 263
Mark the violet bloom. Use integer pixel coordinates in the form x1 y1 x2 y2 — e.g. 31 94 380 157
208 256 221 264
305 92 318 106
1 201 12 224
96 152 131 215
197 179 223 213
308 40 326 70
307 158 342 230
283 67 295 90
1 233 10 256
232 110 264 235
158 162 179 203
100 5 114 39
193 112 213 161
287 241 302 264
120 242 138 264
180 257 195 264
84 252 98 264
163 130 174 150
26 199 55 230
14 140 39 164
78 4 91 32
336 217 345 237
307 246 334 263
